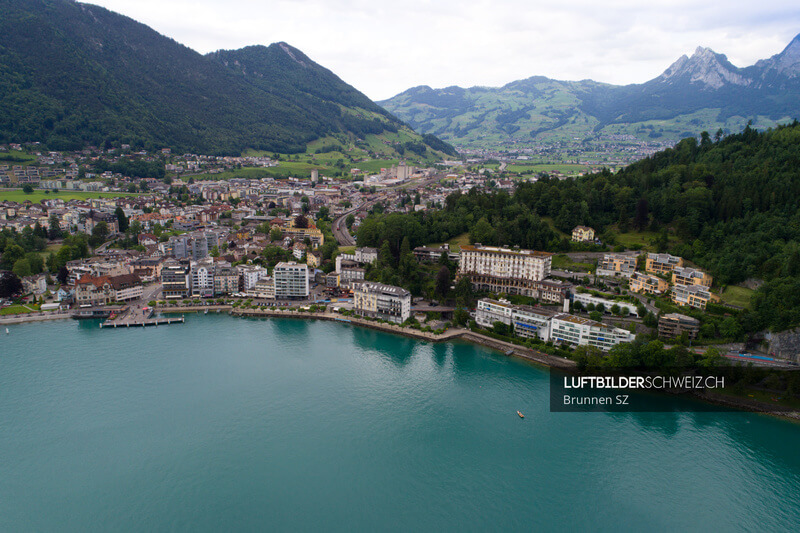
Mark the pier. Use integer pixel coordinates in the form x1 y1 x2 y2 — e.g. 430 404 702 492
100 306 184 328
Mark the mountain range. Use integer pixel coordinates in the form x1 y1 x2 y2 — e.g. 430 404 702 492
380 35 800 147
0 0 455 157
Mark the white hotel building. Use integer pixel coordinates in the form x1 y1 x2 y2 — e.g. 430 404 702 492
458 245 552 296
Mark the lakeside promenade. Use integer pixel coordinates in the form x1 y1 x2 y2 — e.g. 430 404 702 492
157 305 577 371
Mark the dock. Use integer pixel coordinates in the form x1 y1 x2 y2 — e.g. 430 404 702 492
100 306 184 329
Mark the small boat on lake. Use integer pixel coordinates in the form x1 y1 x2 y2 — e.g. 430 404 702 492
517 411 524 419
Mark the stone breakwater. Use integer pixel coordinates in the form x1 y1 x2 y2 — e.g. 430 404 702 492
0 311 71 325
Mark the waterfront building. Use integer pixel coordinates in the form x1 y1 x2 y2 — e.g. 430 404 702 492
190 258 215 298
671 284 713 310
596 253 637 278
75 273 143 305
273 262 309 299
213 265 240 296
458 244 552 296
475 298 514 328
352 281 411 323
550 313 635 351
512 305 556 341
629 271 669 295
571 226 595 242
75 275 113 306
658 313 700 340
672 266 713 288
109 273 143 302
249 277 275 299
475 298 557 341
646 253 684 275
161 259 191 299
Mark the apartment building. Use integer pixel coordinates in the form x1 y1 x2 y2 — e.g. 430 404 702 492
645 253 683 275
571 226 595 242
672 266 713 288
161 259 191 299
190 258 215 298
163 229 227 260
458 244 552 296
214 265 240 296
273 262 309 299
249 277 276 299
629 271 669 295
658 313 700 340
475 298 514 328
352 281 411 323
475 298 557 342
671 284 712 310
238 264 270 291
550 314 635 351
596 253 637 278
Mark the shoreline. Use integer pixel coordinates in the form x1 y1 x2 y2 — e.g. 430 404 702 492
0 311 71 325
160 305 578 370
7 304 797 420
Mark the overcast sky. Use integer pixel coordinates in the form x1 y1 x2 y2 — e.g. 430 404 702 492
87 0 800 101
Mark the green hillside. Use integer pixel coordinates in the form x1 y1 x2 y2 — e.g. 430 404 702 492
357 122 800 331
0 0 454 157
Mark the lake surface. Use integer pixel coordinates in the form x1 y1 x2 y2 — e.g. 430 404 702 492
2 315 800 531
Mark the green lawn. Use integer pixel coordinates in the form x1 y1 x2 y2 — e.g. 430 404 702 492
0 190 141 203
615 230 681 251
0 303 41 315
720 285 754 309
428 232 470 252
552 254 594 272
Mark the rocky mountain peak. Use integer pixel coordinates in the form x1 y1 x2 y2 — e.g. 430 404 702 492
755 33 800 78
657 46 751 89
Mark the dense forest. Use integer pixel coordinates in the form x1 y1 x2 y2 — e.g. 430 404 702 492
0 0 454 156
357 122 800 332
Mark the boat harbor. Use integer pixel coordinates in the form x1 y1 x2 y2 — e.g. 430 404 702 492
99 306 184 328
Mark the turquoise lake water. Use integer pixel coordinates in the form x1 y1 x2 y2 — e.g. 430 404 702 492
2 315 800 531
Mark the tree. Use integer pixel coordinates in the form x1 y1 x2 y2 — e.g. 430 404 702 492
48 214 62 239
589 311 602 321
89 222 109 247
210 245 220 258
435 266 451 298
22 184 33 194
12 258 32 278
0 271 23 297
56 266 70 285
294 215 309 229
115 207 129 233
129 220 142 237
345 214 355 229
270 227 283 241
492 321 511 336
